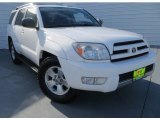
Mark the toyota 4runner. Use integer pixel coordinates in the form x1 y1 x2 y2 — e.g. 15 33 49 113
7 3 156 103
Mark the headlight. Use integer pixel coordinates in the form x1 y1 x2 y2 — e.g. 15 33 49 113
73 42 110 60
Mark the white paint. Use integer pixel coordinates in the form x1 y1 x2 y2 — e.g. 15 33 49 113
7 4 156 93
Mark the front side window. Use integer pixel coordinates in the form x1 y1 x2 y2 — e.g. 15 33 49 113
39 7 100 28
15 8 26 26
25 7 38 25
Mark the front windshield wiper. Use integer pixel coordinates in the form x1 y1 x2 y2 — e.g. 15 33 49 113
75 23 98 27
45 23 99 28
45 24 76 28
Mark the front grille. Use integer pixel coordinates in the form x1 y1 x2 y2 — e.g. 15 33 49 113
111 40 149 62
113 49 128 55
119 64 153 82
137 45 148 50
114 40 144 46
111 52 148 62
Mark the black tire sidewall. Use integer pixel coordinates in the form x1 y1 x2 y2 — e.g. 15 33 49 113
38 57 76 103
9 41 21 64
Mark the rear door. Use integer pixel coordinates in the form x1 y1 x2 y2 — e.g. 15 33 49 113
14 8 26 54
7 11 18 48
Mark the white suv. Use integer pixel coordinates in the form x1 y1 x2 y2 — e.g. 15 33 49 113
7 3 156 103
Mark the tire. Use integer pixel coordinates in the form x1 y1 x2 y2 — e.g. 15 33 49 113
38 57 76 103
9 41 21 64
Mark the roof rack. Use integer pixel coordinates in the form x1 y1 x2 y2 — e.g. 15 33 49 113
16 3 34 10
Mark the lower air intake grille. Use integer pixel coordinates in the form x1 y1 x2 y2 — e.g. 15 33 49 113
119 64 153 82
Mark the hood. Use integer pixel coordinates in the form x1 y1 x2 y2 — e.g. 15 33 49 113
44 27 143 53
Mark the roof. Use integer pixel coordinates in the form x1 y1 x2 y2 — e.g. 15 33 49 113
16 3 82 10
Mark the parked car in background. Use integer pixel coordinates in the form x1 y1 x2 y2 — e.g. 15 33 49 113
7 3 156 103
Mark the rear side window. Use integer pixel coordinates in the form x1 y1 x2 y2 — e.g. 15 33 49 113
15 8 26 26
9 11 16 24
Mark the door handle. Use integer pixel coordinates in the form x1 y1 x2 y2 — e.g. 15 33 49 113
21 29 24 34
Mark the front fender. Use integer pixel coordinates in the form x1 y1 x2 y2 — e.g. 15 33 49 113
41 39 67 60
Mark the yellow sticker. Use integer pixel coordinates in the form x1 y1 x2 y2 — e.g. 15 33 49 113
133 67 146 80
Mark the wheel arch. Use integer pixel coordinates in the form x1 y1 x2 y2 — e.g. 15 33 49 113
8 36 12 50
39 50 60 65
38 42 67 65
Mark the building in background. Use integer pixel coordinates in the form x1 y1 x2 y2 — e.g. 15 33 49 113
0 3 160 49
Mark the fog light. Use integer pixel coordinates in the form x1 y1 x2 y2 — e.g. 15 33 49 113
81 77 107 85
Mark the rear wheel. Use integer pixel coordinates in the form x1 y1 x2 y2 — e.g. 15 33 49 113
38 57 76 103
9 41 21 64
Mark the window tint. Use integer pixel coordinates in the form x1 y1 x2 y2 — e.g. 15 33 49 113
9 11 16 24
40 7 100 28
25 8 37 25
74 12 92 23
15 8 26 25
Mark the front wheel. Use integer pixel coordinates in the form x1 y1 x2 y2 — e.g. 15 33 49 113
38 57 76 103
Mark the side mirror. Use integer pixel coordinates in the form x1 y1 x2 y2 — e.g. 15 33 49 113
22 18 37 28
97 19 103 26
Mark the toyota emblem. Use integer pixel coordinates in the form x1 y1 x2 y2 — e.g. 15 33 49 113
132 47 136 53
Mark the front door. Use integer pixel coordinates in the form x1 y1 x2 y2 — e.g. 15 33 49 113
21 7 39 64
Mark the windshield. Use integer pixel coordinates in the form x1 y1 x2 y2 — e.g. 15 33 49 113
39 7 101 28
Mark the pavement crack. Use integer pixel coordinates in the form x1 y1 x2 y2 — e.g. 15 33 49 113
140 75 152 117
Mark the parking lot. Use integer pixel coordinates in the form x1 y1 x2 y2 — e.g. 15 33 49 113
0 48 160 118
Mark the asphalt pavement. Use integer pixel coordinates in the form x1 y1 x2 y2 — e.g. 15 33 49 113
0 48 160 118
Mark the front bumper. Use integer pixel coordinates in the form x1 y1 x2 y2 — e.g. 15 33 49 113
59 51 156 93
